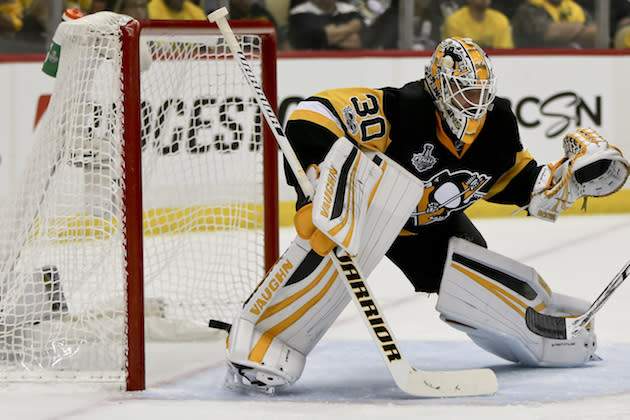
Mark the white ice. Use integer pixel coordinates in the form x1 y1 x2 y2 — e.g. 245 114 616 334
2 214 630 419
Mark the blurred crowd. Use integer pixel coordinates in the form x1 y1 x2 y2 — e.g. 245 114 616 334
1 0 629 53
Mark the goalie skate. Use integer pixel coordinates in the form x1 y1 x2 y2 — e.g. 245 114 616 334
223 360 288 395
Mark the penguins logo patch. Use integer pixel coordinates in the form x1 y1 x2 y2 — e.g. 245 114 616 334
410 169 491 225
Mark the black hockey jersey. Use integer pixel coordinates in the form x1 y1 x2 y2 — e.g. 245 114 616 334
285 80 542 233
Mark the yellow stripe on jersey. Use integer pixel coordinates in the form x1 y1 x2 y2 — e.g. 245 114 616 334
289 108 346 139
307 88 393 153
484 150 535 200
435 112 487 157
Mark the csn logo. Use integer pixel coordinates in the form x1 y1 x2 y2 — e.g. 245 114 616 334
511 91 601 138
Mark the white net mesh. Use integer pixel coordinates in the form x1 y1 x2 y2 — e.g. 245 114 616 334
0 13 271 383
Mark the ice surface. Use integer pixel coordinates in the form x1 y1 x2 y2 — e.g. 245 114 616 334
2 215 630 419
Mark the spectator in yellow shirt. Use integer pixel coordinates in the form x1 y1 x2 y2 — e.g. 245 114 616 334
441 0 514 49
512 0 597 48
0 0 24 33
614 21 630 48
148 0 206 20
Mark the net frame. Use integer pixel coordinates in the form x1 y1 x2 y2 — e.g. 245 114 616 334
123 18 279 391
0 17 279 391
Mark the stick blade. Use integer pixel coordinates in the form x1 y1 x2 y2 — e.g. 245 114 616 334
525 306 568 339
404 368 498 397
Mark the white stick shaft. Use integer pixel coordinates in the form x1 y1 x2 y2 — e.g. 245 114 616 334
568 258 630 337
208 7 314 200
526 257 630 340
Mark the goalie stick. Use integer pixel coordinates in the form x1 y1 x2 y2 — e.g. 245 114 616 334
526 257 630 340
208 7 498 397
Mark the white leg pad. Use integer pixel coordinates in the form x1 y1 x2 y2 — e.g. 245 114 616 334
225 150 425 390
436 238 597 367
312 137 384 257
226 236 350 389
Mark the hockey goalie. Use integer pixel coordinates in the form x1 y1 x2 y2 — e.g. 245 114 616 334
213 37 630 393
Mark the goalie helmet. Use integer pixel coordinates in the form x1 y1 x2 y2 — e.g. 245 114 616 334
425 37 497 143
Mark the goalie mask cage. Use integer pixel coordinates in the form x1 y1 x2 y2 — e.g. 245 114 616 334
0 13 279 390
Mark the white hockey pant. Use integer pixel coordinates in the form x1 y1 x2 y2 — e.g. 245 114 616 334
437 238 597 367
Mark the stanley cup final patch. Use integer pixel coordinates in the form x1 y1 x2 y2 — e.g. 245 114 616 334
411 144 437 173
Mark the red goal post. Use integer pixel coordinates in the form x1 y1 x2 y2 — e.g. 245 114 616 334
123 18 280 390
0 13 279 391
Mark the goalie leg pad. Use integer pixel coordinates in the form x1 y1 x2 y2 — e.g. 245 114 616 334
226 236 351 389
436 238 597 367
226 147 425 391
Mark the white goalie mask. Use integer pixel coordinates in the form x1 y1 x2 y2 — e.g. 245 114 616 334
425 37 497 144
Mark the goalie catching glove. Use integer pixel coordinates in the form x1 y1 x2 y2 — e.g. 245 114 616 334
528 128 629 222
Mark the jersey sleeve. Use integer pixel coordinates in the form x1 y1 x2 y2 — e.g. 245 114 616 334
284 88 395 205
485 154 542 207
287 87 393 152
482 98 543 207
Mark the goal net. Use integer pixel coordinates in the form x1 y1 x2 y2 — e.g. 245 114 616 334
0 13 278 389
